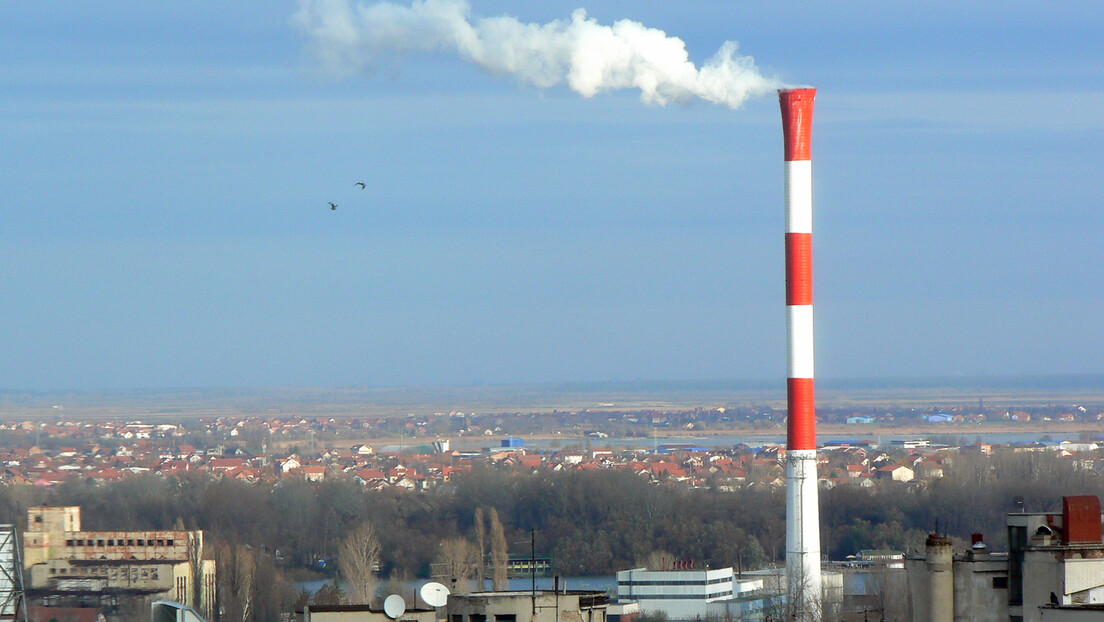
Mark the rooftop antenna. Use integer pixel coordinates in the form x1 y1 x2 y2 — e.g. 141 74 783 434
383 595 406 620
530 530 536 616
419 582 449 608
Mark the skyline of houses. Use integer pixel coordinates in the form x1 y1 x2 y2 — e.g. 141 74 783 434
1 411 1102 491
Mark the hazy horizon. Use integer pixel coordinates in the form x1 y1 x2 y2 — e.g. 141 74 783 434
6 374 1104 417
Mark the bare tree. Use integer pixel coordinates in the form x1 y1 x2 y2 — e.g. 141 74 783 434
474 508 487 592
474 508 486 590
338 522 382 605
760 566 823 622
188 531 204 612
867 565 908 622
215 542 256 622
237 548 256 622
489 508 508 590
636 550 675 571
433 537 479 592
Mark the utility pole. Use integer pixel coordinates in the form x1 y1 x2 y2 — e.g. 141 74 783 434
531 530 536 617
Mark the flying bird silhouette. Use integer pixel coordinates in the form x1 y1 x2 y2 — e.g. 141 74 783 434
329 202 338 210
355 182 366 189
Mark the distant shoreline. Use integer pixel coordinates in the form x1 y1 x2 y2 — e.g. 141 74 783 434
3 376 1104 419
273 422 1104 454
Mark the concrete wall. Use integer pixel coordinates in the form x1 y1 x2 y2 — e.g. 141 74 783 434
28 560 177 592
24 507 199 567
1063 558 1104 603
951 558 1007 622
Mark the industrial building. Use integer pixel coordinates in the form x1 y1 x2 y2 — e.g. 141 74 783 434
615 566 843 621
22 506 215 620
906 495 1104 622
446 589 608 622
616 567 765 620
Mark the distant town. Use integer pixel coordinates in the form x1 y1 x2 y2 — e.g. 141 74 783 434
4 401 1104 491
7 396 1104 622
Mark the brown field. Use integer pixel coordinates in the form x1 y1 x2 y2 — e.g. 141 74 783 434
3 382 1104 422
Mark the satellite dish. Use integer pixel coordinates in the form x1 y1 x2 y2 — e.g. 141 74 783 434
384 594 406 620
420 582 450 608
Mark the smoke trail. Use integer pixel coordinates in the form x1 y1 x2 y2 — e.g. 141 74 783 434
294 0 784 108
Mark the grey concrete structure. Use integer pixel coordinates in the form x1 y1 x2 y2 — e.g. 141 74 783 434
928 535 954 622
298 604 437 622
446 590 607 622
907 496 1104 622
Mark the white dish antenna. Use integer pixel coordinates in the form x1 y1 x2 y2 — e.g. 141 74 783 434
383 594 406 620
420 582 450 608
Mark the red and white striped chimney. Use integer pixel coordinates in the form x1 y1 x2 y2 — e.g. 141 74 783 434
780 87 821 620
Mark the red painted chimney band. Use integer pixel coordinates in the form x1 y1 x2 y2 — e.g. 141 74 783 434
787 377 816 450
785 232 813 306
780 88 816 162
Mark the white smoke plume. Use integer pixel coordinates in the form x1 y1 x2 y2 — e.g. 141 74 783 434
294 0 784 108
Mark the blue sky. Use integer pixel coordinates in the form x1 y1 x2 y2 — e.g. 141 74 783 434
2 2 1103 390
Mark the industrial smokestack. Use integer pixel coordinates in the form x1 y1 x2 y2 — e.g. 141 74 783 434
925 534 954 622
780 87 821 621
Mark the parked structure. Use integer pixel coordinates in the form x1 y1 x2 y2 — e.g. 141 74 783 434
22 507 215 620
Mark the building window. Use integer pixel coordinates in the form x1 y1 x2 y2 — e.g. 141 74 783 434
496 616 516 622
49 568 56 575
157 539 165 546
34 515 42 523
97 540 105 547
108 540 115 546
137 539 145 546
451 616 463 622
66 540 74 546
128 539 135 546
993 576 1008 589
167 539 174 546
76 540 84 546
471 615 487 622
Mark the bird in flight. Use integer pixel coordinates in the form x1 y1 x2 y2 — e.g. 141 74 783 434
355 182 366 189
329 202 338 210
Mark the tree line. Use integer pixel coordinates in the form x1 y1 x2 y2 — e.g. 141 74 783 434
3 449 1102 621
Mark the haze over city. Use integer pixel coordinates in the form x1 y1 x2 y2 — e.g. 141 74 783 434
3 1 1103 391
